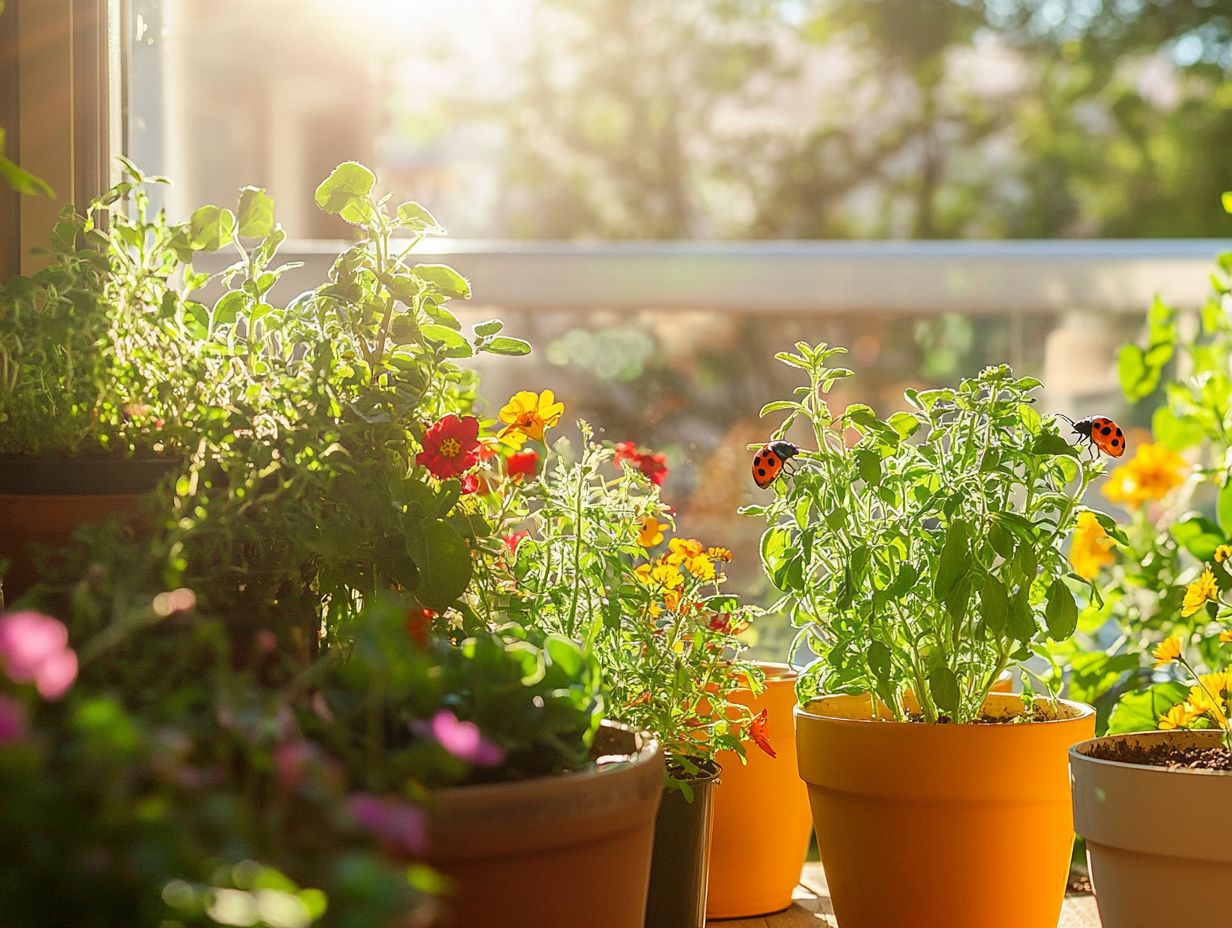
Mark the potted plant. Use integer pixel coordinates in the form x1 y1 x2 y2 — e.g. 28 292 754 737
466 423 764 928
705 661 813 920
1072 596 1232 928
746 342 1102 928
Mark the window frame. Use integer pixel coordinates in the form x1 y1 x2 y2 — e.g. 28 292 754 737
4 0 120 276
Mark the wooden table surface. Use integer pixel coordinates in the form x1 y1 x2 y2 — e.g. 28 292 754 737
707 863 1102 927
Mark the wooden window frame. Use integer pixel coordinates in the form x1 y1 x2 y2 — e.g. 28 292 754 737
1 0 120 277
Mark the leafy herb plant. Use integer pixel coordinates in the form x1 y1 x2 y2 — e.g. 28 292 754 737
747 342 1108 723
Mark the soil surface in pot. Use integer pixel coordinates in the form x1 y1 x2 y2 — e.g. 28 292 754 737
1085 738 1232 770
907 706 1057 724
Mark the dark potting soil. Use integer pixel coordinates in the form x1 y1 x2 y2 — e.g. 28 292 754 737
1085 739 1232 771
906 706 1056 724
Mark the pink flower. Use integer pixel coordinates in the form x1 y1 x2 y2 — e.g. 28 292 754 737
425 709 506 766
348 793 428 856
0 611 78 700
0 697 26 745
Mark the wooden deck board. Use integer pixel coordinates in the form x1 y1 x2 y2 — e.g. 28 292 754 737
707 863 1101 927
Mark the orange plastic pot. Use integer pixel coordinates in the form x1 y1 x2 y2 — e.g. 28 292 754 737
0 456 175 605
706 663 813 920
427 724 664 928
796 692 1094 928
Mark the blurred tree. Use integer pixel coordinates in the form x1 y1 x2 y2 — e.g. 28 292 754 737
501 0 787 238
497 0 1232 239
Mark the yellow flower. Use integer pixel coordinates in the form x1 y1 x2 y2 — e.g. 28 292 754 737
1220 629 1232 644
1181 567 1219 618
1159 703 1199 730
498 390 565 443
665 538 714 579
1069 512 1115 580
1188 674 1230 726
1101 443 1187 508
1216 544 1232 564
1152 634 1185 666
635 562 684 590
706 546 734 563
636 516 668 548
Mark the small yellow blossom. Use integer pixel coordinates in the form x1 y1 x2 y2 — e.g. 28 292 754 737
706 546 734 562
1069 512 1115 580
1158 703 1199 730
1181 567 1219 618
636 516 668 548
1188 673 1230 726
635 562 684 590
1220 628 1232 644
1102 442 1187 508
665 538 714 579
498 390 565 444
1216 544 1232 564
1152 634 1185 666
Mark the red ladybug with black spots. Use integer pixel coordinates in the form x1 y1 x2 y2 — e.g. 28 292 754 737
752 440 800 488
1067 415 1126 458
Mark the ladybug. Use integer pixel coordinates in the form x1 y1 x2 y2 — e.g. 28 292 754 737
1067 415 1126 458
752 440 800 488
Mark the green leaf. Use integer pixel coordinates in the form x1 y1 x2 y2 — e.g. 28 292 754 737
1151 406 1205 452
482 336 532 357
473 319 504 337
236 186 274 237
1170 515 1224 562
1044 579 1078 641
1106 682 1190 735
313 161 375 224
855 449 882 486
1220 482 1232 537
413 519 473 609
420 324 473 358
933 521 969 599
928 665 961 716
0 152 54 198
1031 432 1077 458
887 411 920 440
188 205 236 251
212 290 248 326
982 575 1008 632
397 200 443 233
415 264 471 300
1007 588 1035 642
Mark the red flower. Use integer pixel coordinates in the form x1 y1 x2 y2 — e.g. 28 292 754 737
404 606 435 648
503 530 529 553
506 449 539 479
460 474 480 495
749 708 776 759
614 441 669 487
417 415 480 479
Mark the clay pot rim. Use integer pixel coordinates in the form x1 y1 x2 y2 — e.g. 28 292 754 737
0 454 179 495
435 725 661 806
1070 729 1232 778
796 692 1095 729
755 661 798 683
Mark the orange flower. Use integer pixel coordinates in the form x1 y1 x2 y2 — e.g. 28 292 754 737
749 708 776 758
404 606 435 649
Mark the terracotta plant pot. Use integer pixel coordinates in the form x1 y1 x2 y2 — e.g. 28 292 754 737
644 764 718 928
427 723 663 928
706 663 812 920
1071 730 1232 928
796 692 1094 928
0 456 175 605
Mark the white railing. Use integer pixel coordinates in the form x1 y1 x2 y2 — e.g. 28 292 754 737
193 239 1232 314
